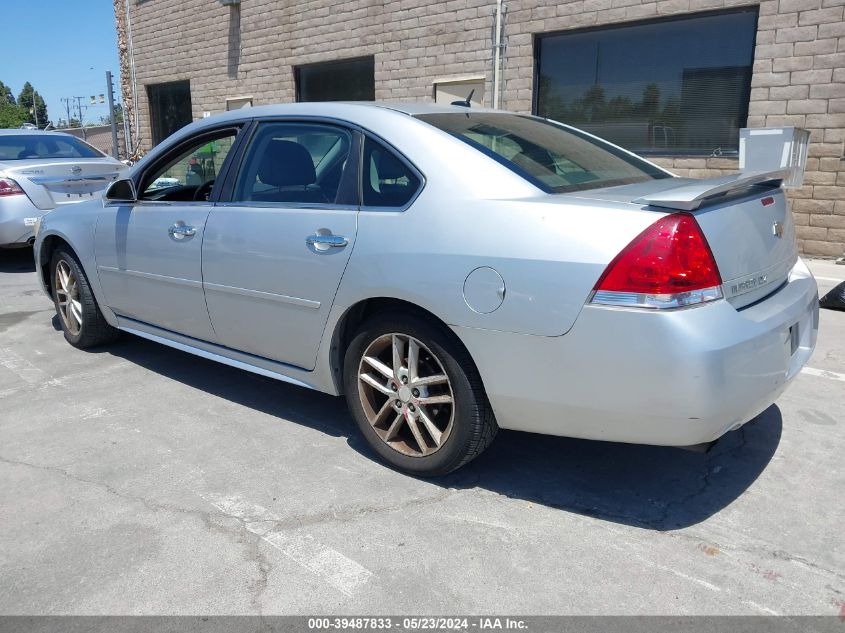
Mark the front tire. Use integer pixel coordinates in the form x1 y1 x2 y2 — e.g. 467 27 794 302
50 247 119 349
344 312 497 476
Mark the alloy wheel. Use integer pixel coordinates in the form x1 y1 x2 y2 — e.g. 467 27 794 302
55 260 82 336
357 333 454 457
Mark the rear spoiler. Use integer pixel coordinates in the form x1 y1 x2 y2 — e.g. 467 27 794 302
633 169 790 211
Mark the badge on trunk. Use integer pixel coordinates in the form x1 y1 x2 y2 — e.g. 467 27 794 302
772 221 784 238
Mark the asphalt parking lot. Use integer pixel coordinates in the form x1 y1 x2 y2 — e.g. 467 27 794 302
0 247 843 616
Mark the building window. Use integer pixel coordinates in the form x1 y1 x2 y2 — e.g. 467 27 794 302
226 96 253 111
295 56 375 102
434 77 485 107
147 80 193 146
535 9 758 155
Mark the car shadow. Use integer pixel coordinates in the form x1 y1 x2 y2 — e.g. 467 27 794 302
0 247 36 273
97 334 781 531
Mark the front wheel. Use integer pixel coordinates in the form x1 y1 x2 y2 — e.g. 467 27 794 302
344 312 497 476
50 247 119 349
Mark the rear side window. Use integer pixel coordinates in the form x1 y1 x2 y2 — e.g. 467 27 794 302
0 134 104 161
416 112 669 194
232 122 352 205
362 138 421 208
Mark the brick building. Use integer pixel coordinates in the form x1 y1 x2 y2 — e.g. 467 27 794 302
114 0 845 255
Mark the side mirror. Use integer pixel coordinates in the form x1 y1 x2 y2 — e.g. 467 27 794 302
105 178 137 203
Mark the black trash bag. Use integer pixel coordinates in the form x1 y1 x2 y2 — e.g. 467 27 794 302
820 280 845 311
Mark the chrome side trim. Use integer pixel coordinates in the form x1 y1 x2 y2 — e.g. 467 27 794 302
97 266 203 289
119 325 314 390
30 173 120 185
203 282 321 309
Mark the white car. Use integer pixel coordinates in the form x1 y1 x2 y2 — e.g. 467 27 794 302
0 129 126 248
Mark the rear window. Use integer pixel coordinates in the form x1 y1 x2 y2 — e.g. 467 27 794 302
416 112 670 193
0 135 104 161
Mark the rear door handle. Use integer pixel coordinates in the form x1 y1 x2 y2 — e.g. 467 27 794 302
168 223 196 240
306 234 348 250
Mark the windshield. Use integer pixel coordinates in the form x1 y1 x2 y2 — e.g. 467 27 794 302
416 112 670 193
0 134 105 161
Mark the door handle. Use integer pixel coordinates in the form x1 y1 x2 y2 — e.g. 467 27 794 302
168 223 196 240
306 234 348 250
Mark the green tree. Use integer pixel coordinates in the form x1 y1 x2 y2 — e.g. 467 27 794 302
99 103 123 126
0 101 27 128
0 80 15 105
18 82 48 128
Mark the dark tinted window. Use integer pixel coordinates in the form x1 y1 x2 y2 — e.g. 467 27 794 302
233 123 352 204
417 112 668 194
0 134 103 160
362 138 421 207
535 9 757 154
148 80 193 146
296 56 375 102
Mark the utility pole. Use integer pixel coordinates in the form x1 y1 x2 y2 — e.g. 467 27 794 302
74 97 86 125
73 96 89 138
106 71 120 159
30 87 40 128
61 98 74 127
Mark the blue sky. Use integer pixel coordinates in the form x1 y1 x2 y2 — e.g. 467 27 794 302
0 1 121 126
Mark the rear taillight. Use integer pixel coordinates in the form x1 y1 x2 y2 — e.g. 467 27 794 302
0 178 25 197
591 213 723 309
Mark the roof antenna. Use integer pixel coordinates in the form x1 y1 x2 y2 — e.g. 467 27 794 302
451 89 474 108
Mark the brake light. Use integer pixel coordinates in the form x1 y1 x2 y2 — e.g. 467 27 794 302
0 178 25 197
591 213 723 309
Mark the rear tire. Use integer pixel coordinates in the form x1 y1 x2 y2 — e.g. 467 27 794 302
50 247 119 349
344 312 497 476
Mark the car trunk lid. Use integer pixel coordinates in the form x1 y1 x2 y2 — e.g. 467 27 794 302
0 159 124 210
571 170 798 308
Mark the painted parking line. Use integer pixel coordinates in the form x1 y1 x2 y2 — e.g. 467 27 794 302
205 493 373 597
814 276 844 283
0 348 62 387
801 367 845 382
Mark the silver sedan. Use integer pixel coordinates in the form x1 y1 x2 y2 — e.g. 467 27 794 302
0 129 125 248
33 102 818 476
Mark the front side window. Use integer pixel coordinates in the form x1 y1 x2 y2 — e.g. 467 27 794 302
0 135 104 161
535 9 757 155
232 122 352 204
141 130 237 200
362 138 421 208
417 112 668 194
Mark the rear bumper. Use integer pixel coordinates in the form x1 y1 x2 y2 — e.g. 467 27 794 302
0 195 41 246
455 258 819 446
